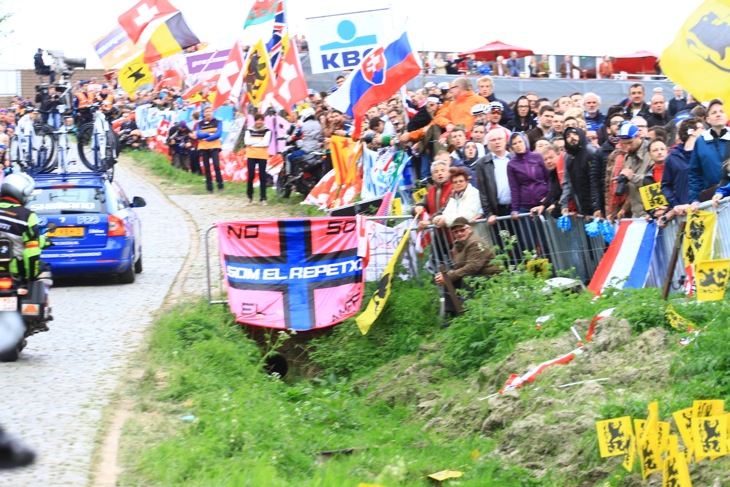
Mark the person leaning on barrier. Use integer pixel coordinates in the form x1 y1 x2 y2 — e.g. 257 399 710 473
433 167 483 228
659 117 704 225
711 160 730 207
614 122 653 220
689 99 730 210
559 127 596 219
414 159 453 231
473 127 513 224
531 144 564 218
434 217 501 316
507 132 549 218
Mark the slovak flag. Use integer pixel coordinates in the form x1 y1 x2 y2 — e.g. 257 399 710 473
212 41 246 111
118 0 179 44
327 29 422 121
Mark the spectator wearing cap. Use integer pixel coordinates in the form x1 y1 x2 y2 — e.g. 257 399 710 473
432 76 488 134
486 101 508 133
689 99 730 208
613 122 652 219
668 85 687 118
34 48 55 83
508 95 537 132
631 116 649 139
470 104 489 125
434 216 501 318
476 76 512 125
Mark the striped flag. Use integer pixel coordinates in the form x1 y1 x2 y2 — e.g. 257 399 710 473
587 220 658 295
143 12 201 63
499 347 584 393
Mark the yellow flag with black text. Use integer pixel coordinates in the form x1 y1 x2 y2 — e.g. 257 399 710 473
356 220 415 335
661 0 730 107
118 53 154 97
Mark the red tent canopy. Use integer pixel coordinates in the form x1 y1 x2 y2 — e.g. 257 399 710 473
612 51 659 74
459 41 535 62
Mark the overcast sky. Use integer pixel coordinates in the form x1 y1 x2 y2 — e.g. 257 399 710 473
0 0 705 70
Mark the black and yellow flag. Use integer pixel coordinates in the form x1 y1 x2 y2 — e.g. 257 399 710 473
596 416 634 458
639 183 668 211
243 39 273 107
662 0 730 107
683 210 716 265
356 220 415 335
118 53 154 98
695 259 730 301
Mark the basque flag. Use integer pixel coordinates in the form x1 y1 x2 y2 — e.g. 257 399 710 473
217 218 367 331
588 220 658 295
327 29 422 121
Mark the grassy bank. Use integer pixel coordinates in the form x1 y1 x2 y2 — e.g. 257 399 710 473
118 265 730 486
118 149 730 485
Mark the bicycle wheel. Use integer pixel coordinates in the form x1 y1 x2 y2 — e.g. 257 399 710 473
77 123 101 171
33 123 57 167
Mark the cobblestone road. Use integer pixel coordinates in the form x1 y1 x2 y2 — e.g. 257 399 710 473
1 157 290 486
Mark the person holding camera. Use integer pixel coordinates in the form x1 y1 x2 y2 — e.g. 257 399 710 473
166 121 191 171
613 122 653 220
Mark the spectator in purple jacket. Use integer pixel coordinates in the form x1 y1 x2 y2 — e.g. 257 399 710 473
507 132 550 217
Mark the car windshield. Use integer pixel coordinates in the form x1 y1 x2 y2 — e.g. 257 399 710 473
27 187 104 215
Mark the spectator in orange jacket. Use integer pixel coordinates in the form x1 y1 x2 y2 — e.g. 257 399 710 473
432 77 488 132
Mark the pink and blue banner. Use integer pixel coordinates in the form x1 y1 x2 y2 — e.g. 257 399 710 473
588 220 658 295
217 218 367 330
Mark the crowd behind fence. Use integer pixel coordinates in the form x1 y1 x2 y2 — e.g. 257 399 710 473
426 197 730 295
204 199 730 310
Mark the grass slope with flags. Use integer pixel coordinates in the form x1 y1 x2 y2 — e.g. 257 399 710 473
111 149 730 487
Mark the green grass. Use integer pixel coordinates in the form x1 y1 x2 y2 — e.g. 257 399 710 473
121 298 534 487
115 162 730 484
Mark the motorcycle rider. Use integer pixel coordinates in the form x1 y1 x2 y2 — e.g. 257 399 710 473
287 107 323 162
0 173 44 284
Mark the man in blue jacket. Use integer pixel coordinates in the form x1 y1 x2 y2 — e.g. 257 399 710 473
689 99 730 208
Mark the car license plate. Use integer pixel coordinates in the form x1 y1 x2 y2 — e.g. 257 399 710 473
0 296 17 311
48 226 85 238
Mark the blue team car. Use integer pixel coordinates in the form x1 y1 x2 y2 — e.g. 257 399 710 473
26 172 146 283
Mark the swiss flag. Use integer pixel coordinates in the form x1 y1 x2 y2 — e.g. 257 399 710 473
273 36 308 114
212 41 245 110
118 0 179 44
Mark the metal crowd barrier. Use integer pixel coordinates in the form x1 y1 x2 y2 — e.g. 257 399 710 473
426 213 608 283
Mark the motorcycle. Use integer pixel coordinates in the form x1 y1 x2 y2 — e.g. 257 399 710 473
275 144 325 198
0 228 54 363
